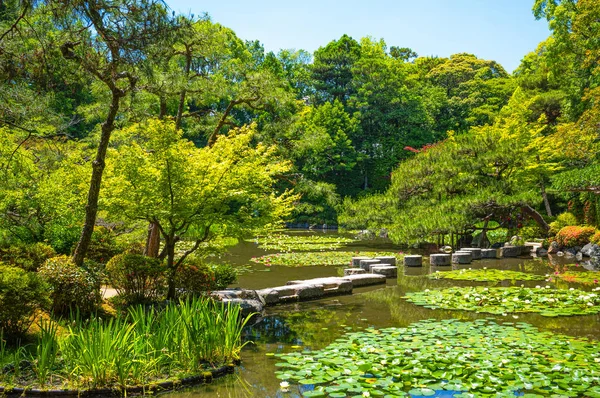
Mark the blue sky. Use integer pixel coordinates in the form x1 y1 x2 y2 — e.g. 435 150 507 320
165 0 551 73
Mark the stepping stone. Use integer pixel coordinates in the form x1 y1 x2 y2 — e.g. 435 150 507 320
360 259 381 271
501 245 521 258
404 255 423 267
461 248 482 260
344 268 366 275
481 248 498 258
452 251 472 264
430 253 451 266
352 256 372 267
371 265 397 278
341 273 386 287
375 256 397 266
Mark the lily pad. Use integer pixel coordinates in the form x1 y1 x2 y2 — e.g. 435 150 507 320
428 268 546 282
251 251 402 267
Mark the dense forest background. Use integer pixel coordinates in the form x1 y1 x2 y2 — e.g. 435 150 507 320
0 0 599 256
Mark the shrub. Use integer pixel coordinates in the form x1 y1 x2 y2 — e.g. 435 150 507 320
39 256 101 315
555 226 596 248
105 253 166 304
174 261 237 298
591 231 600 245
85 227 122 264
549 212 579 235
519 226 544 241
0 242 56 272
0 265 50 337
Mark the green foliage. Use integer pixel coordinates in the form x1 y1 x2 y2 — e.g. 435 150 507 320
0 265 49 338
556 271 600 285
273 319 600 397
549 212 579 235
105 253 166 304
405 286 600 317
429 269 546 282
0 242 55 272
38 255 101 315
251 234 355 252
250 251 402 267
85 227 122 265
555 225 596 247
174 261 237 297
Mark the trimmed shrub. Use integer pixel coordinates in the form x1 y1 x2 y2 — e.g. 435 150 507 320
549 212 579 235
39 256 101 315
0 265 50 337
591 231 600 245
0 242 56 272
555 226 596 248
105 253 166 304
174 261 237 298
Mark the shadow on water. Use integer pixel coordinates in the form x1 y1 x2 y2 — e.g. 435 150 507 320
169 235 600 397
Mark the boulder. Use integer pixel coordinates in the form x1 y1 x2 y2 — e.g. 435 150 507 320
581 243 600 258
535 247 548 257
452 251 472 264
582 258 600 271
359 259 381 271
491 242 503 249
481 248 498 259
548 241 560 254
344 268 366 276
211 289 266 316
430 253 451 266
371 265 398 278
404 255 423 267
576 252 583 261
501 246 521 258
375 256 397 266
461 248 482 260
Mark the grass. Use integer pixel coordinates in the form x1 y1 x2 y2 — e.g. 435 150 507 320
0 297 252 392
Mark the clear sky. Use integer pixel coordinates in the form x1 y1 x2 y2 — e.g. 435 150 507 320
164 0 551 74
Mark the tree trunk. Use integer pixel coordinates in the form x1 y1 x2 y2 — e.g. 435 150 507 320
540 181 553 217
521 204 550 235
165 236 177 300
144 222 161 257
480 218 490 248
72 90 122 266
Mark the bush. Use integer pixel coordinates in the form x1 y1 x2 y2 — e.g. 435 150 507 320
105 253 166 304
39 256 102 315
519 226 544 241
555 226 596 248
0 265 50 337
85 226 123 264
174 261 237 298
0 242 56 272
549 212 579 235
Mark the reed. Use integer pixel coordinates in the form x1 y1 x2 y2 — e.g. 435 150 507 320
34 318 59 387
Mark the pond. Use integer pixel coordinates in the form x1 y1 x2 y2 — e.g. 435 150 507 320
167 231 600 398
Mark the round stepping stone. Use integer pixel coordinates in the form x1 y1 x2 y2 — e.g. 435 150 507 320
375 256 396 266
481 248 497 258
371 265 397 278
359 259 381 271
352 256 372 267
430 253 451 266
461 248 482 260
344 268 366 276
452 251 472 264
501 245 521 258
404 255 423 267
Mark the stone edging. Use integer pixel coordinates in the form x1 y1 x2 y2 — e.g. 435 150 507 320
0 362 237 397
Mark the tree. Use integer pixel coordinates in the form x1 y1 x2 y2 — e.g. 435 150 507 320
105 119 296 298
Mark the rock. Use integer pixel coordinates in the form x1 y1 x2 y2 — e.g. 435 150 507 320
461 248 482 260
356 230 375 240
581 243 600 257
582 258 600 271
565 247 579 256
548 241 560 254
534 247 548 257
440 245 453 253
404 255 423 267
344 268 366 275
564 251 575 258
352 256 372 267
510 235 523 245
523 244 534 255
452 251 472 264
430 253 451 266
481 248 498 258
287 277 353 296
556 251 564 257
375 256 397 266
359 259 381 271
501 246 521 258
491 242 503 249
379 228 389 238
220 298 264 317
371 265 398 278
341 273 387 287
576 252 583 261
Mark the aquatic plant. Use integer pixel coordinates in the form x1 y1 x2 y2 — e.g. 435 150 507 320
428 268 546 282
405 286 600 317
273 319 600 397
251 234 356 252
555 270 600 285
251 251 401 267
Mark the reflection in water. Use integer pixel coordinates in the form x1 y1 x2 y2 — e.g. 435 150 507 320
168 238 599 397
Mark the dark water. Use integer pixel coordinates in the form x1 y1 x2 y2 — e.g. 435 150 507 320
168 232 600 398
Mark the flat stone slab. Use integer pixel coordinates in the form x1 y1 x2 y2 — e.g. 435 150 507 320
461 248 482 260
286 277 353 295
344 268 367 275
452 251 472 264
430 253 451 266
342 273 387 287
375 256 397 266
481 248 498 258
360 259 381 271
404 255 423 267
371 265 397 278
352 256 372 267
501 245 521 257
211 289 266 316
